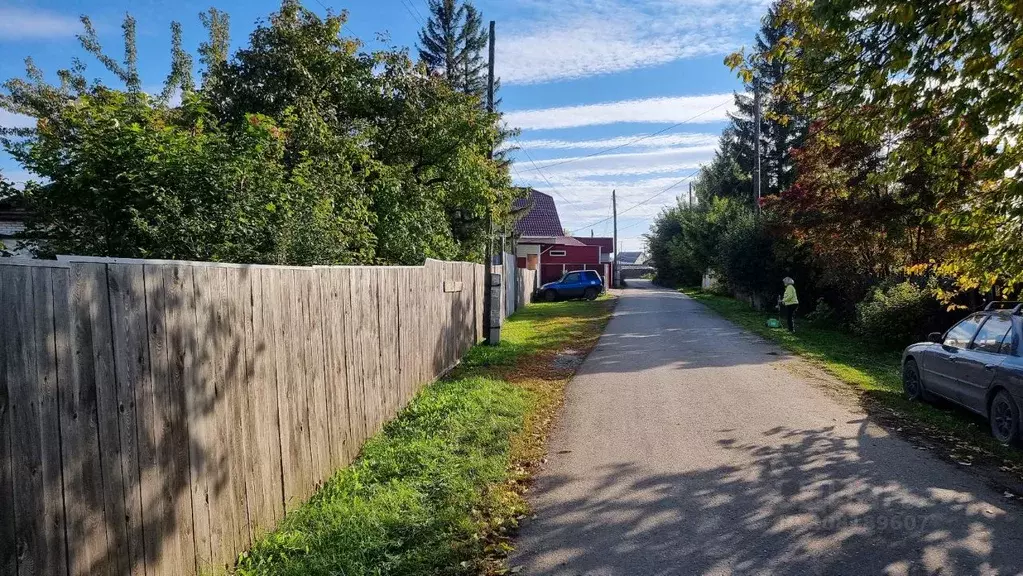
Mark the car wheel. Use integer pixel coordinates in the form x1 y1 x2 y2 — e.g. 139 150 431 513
583 287 598 301
902 359 929 402
543 289 557 302
989 390 1020 445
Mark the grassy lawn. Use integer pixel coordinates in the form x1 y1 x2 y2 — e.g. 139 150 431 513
682 288 1023 467
236 296 616 575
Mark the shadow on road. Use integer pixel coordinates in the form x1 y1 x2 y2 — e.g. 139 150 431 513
515 423 1023 575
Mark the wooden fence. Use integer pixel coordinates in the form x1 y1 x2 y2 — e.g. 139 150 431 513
0 257 485 576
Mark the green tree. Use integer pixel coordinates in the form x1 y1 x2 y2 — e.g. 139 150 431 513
772 0 1023 294
418 0 496 103
724 1 807 200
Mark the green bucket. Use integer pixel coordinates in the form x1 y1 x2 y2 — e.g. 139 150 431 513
766 318 782 329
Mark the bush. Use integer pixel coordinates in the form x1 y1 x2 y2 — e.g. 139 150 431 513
854 282 939 348
717 210 779 297
805 297 841 327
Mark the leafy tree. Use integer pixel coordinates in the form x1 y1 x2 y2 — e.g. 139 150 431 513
772 0 1023 294
207 1 509 264
1 1 511 266
646 196 747 287
418 0 496 104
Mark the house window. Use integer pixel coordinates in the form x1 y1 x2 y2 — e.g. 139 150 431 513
550 250 566 257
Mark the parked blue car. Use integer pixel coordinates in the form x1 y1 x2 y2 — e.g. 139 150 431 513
538 270 604 302
902 302 1023 445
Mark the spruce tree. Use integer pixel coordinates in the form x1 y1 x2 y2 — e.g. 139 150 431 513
724 1 806 199
418 0 494 104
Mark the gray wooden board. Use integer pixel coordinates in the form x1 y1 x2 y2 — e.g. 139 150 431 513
106 264 149 575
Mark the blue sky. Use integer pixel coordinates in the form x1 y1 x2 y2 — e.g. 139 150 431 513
0 0 768 251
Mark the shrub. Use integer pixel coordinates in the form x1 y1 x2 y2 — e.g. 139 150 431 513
805 297 841 327
854 282 939 348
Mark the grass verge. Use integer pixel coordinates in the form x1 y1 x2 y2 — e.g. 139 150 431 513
236 296 616 575
681 288 1023 472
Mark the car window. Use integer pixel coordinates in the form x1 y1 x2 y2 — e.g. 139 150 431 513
943 314 983 349
971 315 1013 354
562 273 581 284
583 271 599 281
999 328 1016 355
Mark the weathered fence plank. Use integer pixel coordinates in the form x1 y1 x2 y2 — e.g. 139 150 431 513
62 264 113 575
1 257 502 576
0 267 14 576
86 263 133 576
320 269 352 470
107 264 150 575
186 265 216 572
303 271 331 487
7 265 49 576
144 264 194 576
248 268 284 534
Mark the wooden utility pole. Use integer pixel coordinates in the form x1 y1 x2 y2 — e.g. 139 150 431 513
753 77 762 211
688 182 693 207
483 20 497 344
612 189 619 288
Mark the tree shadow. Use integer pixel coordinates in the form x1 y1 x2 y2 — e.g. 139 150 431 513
513 424 1023 575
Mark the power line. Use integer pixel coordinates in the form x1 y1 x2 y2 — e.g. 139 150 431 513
406 0 427 24
519 100 731 173
518 147 581 206
569 167 701 234
397 0 425 26
310 0 360 37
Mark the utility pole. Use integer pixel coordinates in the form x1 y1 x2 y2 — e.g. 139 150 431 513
483 20 498 344
753 76 762 212
612 189 619 288
688 182 693 208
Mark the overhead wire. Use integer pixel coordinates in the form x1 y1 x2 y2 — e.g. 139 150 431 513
568 167 702 234
310 0 360 37
518 147 582 206
397 0 425 26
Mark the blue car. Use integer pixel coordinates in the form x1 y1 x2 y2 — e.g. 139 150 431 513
902 302 1023 444
538 270 604 302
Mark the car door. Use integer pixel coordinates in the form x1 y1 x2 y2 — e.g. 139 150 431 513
956 314 1012 413
923 314 984 401
560 272 583 298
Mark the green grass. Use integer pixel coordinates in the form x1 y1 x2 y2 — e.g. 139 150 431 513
236 296 616 575
458 295 615 370
682 288 1023 464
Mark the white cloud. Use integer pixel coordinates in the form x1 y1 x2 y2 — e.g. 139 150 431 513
525 145 718 180
515 132 720 151
0 6 79 40
505 94 735 131
493 0 769 85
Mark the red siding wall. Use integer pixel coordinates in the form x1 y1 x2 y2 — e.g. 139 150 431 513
543 244 601 264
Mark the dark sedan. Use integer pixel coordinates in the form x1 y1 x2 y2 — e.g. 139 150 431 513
902 302 1023 444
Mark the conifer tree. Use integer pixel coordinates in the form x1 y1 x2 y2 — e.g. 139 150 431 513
418 0 495 104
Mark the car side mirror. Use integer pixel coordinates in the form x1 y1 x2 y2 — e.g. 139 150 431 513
928 332 943 344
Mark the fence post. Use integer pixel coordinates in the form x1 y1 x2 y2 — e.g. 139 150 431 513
487 272 502 344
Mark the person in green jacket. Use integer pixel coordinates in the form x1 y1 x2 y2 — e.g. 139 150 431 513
781 277 799 333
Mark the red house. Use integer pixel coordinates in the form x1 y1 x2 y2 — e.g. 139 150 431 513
512 189 615 286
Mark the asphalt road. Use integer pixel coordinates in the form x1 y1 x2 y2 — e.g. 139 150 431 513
511 280 1023 576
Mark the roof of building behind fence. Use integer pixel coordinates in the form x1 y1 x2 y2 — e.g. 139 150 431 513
513 189 564 237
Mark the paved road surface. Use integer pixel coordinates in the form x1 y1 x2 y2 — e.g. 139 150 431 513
511 280 1023 575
